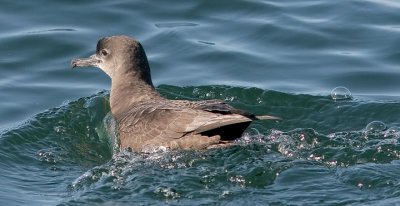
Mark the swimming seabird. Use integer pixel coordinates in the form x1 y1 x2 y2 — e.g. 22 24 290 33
71 35 279 152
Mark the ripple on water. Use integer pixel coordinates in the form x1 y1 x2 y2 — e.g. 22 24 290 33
2 86 400 205
155 22 199 28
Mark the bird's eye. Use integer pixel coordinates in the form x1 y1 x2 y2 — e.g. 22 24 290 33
100 49 109 56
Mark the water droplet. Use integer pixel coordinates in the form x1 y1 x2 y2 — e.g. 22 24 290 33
229 175 246 185
154 186 180 199
331 86 352 100
37 150 60 163
53 126 66 134
224 96 236 102
384 126 400 138
205 91 215 98
220 190 231 197
366 121 387 132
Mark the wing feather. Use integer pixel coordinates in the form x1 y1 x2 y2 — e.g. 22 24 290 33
117 102 252 151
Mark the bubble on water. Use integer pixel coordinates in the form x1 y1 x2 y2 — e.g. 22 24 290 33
154 186 180 199
330 86 352 100
365 121 387 133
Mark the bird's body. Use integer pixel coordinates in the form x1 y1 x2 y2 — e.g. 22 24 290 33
71 35 279 152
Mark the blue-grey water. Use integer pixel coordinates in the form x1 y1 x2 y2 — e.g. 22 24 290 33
1 0 400 205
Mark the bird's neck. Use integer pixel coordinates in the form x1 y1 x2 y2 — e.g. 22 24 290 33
109 71 161 120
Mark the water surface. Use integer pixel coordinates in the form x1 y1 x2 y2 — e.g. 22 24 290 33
1 0 400 205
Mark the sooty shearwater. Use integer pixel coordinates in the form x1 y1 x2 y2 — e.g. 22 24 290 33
71 35 279 152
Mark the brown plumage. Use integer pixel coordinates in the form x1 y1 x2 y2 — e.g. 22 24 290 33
71 35 279 152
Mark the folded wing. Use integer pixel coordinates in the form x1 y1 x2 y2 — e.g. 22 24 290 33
117 102 252 152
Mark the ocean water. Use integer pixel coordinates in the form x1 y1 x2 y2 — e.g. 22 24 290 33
1 0 400 205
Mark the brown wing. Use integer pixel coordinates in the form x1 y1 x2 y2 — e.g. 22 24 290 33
117 103 251 152
169 99 280 120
